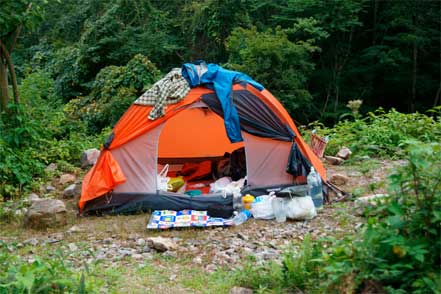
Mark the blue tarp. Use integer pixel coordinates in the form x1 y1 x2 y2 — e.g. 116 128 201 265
182 61 264 143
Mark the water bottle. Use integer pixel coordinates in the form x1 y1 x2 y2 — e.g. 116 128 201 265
307 167 323 209
232 191 244 211
232 210 251 225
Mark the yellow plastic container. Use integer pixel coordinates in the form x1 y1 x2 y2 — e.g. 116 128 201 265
242 194 255 210
168 176 185 192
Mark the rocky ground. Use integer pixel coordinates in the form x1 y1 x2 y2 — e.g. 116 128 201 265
0 151 406 293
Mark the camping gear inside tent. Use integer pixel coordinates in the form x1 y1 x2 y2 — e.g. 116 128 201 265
79 63 327 215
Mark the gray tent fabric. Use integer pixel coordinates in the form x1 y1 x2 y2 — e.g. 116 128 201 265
201 90 311 177
201 90 293 141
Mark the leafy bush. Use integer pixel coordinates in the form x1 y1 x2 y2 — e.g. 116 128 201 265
308 108 441 158
234 236 321 293
320 142 441 294
0 242 86 293
226 25 323 122
66 54 160 133
234 142 441 294
0 71 107 199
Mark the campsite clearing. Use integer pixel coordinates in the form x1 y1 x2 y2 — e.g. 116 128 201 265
0 159 402 293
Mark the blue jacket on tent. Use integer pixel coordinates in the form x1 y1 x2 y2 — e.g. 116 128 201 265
181 61 264 143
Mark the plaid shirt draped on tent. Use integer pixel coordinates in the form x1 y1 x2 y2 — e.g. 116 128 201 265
135 68 190 120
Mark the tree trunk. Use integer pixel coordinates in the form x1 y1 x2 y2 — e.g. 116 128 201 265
0 41 19 104
411 15 417 113
0 54 9 112
373 0 378 45
434 38 441 107
434 85 441 107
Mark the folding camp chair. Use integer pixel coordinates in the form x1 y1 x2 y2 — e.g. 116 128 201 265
310 132 328 158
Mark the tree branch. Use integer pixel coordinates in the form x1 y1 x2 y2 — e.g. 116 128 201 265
9 3 32 53
9 25 22 53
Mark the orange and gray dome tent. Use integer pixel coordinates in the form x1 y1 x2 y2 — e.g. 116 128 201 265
79 82 327 215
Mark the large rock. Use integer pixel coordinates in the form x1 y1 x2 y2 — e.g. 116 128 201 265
336 147 352 160
230 287 253 294
27 193 41 203
330 174 349 186
25 199 67 229
324 156 344 165
45 163 57 172
59 174 76 185
146 237 177 252
81 148 100 168
45 185 56 193
63 184 81 198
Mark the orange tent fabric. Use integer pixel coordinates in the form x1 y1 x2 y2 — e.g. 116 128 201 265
79 150 126 209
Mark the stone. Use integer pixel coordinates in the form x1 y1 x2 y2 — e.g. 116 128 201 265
66 225 83 234
330 174 349 186
324 156 344 165
146 237 176 252
141 245 151 253
46 233 63 244
348 171 362 177
194 256 202 264
354 194 389 215
132 253 143 260
236 232 248 241
336 147 352 160
59 174 76 185
230 287 253 294
28 193 40 203
136 238 146 246
25 199 67 229
118 249 133 257
14 208 27 217
68 243 78 251
45 163 57 172
45 185 56 193
24 238 39 246
81 148 100 168
63 184 81 198
205 264 217 273
128 233 139 240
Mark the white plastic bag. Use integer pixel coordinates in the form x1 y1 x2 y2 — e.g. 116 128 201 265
285 196 317 220
209 177 232 193
250 194 275 219
157 164 171 191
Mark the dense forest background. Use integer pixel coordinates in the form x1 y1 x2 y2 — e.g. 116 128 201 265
3 0 440 126
0 0 440 197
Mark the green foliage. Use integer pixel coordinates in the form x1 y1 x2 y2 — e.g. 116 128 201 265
281 235 322 292
237 142 441 294
72 0 177 90
66 54 160 132
321 142 441 293
0 243 86 293
0 71 106 199
309 108 441 158
234 257 283 292
227 26 319 121
234 236 322 293
0 0 46 38
180 0 251 62
10 0 440 121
